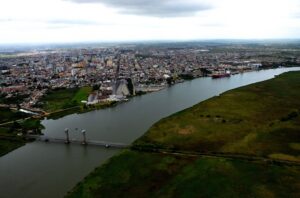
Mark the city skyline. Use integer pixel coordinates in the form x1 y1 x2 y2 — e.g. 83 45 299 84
0 0 300 44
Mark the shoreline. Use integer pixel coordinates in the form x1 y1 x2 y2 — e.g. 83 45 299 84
0 67 298 157
1 66 296 125
66 70 300 197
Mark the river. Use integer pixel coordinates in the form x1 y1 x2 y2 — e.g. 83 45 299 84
0 67 299 198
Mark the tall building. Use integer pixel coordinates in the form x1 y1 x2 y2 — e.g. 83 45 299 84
114 79 130 96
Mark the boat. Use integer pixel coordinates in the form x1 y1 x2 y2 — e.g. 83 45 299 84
212 70 231 78
231 71 239 75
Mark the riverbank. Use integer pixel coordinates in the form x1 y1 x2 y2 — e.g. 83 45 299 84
0 117 44 157
67 71 300 197
0 68 283 124
0 127 26 156
0 86 118 156
0 107 30 156
0 87 91 156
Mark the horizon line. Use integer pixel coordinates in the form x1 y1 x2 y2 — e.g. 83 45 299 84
1 38 300 47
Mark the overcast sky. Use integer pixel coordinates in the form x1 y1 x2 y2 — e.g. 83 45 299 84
0 0 300 44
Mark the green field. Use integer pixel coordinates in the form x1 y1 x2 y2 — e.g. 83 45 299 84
135 71 300 161
41 87 92 112
67 71 300 198
67 150 300 198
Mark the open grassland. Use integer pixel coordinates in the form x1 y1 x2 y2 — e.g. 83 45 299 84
67 71 300 197
41 87 92 112
67 150 300 198
135 71 300 162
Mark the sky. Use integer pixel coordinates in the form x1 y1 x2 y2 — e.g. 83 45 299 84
0 0 300 44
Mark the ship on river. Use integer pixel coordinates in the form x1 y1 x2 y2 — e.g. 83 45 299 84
212 70 231 78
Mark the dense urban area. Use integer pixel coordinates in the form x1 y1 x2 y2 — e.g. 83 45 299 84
1 42 300 113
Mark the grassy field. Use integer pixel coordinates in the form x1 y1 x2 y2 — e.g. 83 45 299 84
40 87 92 112
67 150 300 198
135 71 300 161
67 71 300 198
45 101 118 120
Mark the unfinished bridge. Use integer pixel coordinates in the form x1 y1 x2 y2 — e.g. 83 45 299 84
27 128 129 149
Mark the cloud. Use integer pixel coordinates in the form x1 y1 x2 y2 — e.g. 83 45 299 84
65 0 212 17
0 18 13 22
293 12 300 18
47 19 99 25
45 19 115 29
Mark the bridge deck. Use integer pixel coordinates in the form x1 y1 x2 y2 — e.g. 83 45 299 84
27 135 129 149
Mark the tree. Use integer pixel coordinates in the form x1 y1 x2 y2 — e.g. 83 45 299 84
92 84 101 91
126 78 135 95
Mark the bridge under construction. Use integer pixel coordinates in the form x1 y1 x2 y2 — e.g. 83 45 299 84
27 128 129 149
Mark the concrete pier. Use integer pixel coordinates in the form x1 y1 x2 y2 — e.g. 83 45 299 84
81 129 87 145
64 128 70 144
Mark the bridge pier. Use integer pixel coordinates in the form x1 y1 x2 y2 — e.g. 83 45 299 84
64 128 70 144
81 129 87 145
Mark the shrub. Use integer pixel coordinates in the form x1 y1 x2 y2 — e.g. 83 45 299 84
281 110 298 122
